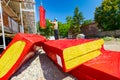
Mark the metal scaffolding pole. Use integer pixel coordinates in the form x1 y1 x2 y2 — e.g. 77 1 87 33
0 0 6 49
33 0 37 33
20 1 24 33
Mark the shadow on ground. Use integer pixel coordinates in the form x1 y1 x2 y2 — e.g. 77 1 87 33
38 54 77 80
10 52 77 80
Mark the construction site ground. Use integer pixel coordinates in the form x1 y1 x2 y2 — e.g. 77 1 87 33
10 39 120 80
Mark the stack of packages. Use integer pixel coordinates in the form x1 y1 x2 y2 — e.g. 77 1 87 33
43 38 120 80
43 39 104 72
1 33 120 80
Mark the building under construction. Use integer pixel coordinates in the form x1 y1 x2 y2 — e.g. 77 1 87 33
0 0 36 49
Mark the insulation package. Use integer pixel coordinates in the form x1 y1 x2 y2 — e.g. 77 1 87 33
0 33 46 80
43 39 104 72
70 48 120 80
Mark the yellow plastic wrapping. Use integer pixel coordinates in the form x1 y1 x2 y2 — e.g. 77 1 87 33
65 50 101 69
0 41 26 77
63 39 104 61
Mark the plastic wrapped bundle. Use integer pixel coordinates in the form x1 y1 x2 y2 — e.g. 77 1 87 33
43 39 104 72
70 49 120 80
0 33 46 80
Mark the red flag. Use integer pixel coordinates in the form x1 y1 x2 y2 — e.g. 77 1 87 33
39 6 46 29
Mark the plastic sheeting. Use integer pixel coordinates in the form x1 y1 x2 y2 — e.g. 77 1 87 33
43 39 104 72
0 33 46 80
39 6 46 29
70 48 120 80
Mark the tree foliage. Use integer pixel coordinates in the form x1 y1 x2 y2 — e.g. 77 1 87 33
66 16 73 26
95 0 120 31
69 7 84 36
82 19 93 26
73 7 84 27
59 22 70 38
36 19 53 38
36 19 70 38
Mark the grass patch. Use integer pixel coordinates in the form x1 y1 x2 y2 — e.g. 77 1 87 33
102 36 114 41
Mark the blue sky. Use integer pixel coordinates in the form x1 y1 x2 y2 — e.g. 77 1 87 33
35 0 102 23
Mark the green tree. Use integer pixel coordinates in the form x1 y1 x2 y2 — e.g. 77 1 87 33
95 0 120 31
66 16 73 26
37 19 71 38
82 19 93 26
73 7 84 27
59 22 70 38
69 7 84 36
36 19 53 38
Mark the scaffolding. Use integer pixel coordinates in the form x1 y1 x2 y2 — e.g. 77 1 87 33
22 0 36 33
0 0 6 49
0 0 36 49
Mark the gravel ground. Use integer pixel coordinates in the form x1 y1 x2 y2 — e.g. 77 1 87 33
10 40 120 80
10 52 77 80
104 40 120 51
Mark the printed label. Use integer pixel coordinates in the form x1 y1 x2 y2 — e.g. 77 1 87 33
56 54 62 67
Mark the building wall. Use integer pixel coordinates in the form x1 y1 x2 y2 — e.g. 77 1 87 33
3 12 9 27
2 11 19 33
81 23 98 37
10 18 19 33
1 0 36 34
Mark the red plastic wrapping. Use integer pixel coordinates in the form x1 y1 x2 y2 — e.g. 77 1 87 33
70 48 120 80
39 6 46 29
43 39 103 72
0 33 46 80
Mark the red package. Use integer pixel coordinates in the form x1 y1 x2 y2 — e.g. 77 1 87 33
43 39 104 72
0 33 46 80
70 48 120 80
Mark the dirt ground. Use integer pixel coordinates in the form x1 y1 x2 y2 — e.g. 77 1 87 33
10 40 120 80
